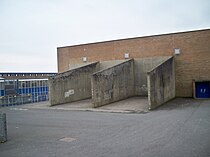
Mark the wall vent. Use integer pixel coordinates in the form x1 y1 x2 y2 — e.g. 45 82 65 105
124 53 129 59
174 48 180 55
82 57 87 62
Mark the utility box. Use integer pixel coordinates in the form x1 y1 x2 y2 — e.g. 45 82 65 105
194 81 210 98
0 113 7 143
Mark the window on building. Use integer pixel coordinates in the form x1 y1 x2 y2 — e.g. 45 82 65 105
22 82 25 88
26 81 30 88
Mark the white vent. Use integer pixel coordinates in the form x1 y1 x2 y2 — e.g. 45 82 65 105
82 57 87 62
174 48 180 55
124 53 129 59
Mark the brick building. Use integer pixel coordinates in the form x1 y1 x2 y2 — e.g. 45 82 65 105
56 29 210 98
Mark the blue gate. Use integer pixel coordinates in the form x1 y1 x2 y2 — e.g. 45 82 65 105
195 82 210 98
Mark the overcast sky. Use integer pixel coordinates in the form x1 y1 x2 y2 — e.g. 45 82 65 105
0 0 209 72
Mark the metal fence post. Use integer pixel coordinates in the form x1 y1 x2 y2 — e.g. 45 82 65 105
0 113 7 143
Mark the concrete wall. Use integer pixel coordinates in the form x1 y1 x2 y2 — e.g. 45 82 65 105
57 29 210 97
147 57 175 110
92 59 134 107
69 62 93 70
134 56 171 96
49 57 174 108
49 62 100 106
100 60 126 70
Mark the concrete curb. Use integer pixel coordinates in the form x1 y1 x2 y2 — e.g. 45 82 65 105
17 105 149 114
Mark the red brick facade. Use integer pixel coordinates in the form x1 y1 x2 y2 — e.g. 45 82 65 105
57 29 210 97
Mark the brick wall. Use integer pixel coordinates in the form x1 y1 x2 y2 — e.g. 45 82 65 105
57 29 210 97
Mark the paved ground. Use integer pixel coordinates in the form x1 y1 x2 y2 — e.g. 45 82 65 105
0 98 210 157
99 97 148 112
21 97 149 113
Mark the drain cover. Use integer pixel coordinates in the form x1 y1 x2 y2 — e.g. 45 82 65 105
59 137 76 142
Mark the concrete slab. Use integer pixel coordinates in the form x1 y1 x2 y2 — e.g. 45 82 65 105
19 97 149 113
99 97 148 112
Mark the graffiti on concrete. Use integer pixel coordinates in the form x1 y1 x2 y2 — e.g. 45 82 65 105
65 89 74 98
140 84 148 92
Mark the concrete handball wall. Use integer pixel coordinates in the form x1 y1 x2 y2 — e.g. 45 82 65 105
57 29 210 97
49 62 100 106
49 57 173 108
134 56 171 96
91 59 134 107
147 57 175 109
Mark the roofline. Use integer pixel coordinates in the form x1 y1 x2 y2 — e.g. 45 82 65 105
57 28 210 49
18 78 49 81
0 72 57 74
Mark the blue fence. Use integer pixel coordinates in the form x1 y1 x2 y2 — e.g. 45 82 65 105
0 79 49 107
0 90 4 96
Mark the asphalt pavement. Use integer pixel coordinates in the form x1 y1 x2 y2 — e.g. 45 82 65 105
0 98 210 157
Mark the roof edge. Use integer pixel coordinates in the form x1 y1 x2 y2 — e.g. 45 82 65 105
57 28 210 49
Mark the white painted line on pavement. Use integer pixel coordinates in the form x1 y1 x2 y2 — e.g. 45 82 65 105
9 108 28 111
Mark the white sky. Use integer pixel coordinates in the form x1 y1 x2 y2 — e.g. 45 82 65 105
0 0 210 72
